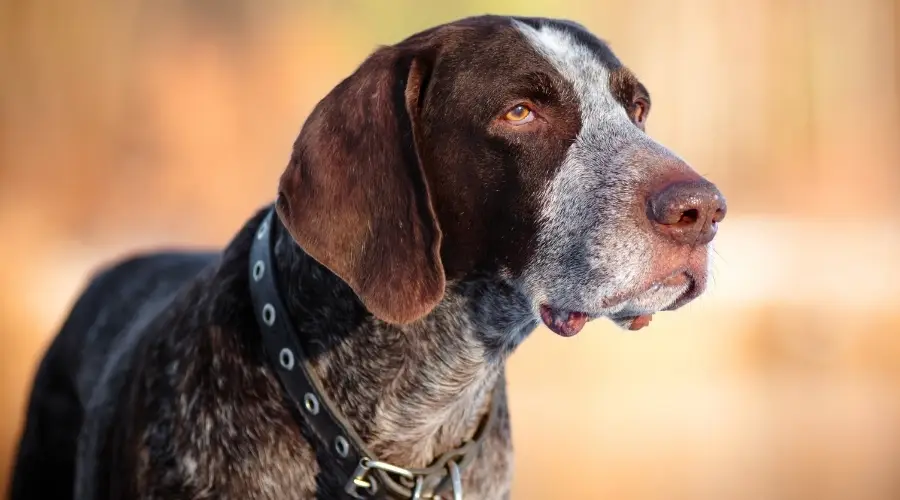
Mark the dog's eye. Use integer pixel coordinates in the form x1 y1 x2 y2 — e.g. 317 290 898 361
503 104 534 124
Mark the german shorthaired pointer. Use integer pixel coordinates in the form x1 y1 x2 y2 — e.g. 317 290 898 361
10 15 726 500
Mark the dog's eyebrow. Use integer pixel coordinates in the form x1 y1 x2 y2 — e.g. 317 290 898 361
500 72 566 105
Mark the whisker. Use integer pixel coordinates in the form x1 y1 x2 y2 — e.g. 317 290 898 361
712 247 728 264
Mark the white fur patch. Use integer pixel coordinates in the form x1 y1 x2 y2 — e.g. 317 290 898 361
512 20 695 321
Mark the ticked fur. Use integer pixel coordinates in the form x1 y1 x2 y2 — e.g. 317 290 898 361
9 15 721 500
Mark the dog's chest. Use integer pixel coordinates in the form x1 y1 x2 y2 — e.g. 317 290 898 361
143 317 514 498
153 355 320 498
165 383 512 500
174 433 318 500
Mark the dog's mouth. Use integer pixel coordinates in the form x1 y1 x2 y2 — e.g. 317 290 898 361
539 271 703 337
539 305 655 337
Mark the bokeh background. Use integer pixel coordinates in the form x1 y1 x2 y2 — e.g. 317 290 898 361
2 0 899 498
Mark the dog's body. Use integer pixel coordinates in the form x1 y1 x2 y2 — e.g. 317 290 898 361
10 15 725 500
12 213 514 499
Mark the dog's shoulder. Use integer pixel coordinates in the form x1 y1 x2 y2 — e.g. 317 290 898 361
78 207 321 498
64 250 217 398
73 250 218 340
123 301 320 498
65 251 219 497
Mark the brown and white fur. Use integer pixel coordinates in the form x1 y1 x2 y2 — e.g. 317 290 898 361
9 15 727 500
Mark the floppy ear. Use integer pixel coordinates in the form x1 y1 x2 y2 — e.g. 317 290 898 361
276 47 444 325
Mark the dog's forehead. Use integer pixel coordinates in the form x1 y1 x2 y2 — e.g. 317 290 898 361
510 18 628 119
510 18 622 70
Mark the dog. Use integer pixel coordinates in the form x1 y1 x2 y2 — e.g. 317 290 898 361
9 15 726 500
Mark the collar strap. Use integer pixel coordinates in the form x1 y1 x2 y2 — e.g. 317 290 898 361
248 207 499 499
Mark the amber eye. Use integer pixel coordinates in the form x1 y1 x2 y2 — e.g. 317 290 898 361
503 104 534 124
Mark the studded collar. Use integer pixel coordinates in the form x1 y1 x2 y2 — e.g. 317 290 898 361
247 207 499 499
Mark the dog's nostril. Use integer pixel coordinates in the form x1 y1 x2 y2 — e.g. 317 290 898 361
677 209 699 226
712 207 726 223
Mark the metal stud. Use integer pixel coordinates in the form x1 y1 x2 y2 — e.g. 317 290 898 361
334 435 350 458
303 392 320 415
279 347 295 370
256 220 269 240
261 304 276 326
252 260 265 282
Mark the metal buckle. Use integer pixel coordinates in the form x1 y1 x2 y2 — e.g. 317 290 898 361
346 457 413 498
344 457 464 499
419 460 463 500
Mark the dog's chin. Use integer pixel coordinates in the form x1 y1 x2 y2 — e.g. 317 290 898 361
606 278 696 331
539 271 705 337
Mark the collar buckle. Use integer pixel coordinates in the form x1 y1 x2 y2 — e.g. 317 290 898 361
345 457 463 500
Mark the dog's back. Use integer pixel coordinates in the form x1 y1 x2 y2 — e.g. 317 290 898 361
9 251 217 500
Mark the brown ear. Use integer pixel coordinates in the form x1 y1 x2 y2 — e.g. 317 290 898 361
276 48 444 325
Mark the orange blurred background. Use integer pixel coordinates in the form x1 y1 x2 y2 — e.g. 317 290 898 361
2 1 899 498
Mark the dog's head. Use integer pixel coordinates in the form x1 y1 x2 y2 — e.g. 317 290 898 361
277 16 726 336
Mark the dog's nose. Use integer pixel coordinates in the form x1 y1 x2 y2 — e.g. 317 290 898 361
648 179 727 245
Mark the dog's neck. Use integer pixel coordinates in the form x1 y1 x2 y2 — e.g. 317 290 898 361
267 217 537 467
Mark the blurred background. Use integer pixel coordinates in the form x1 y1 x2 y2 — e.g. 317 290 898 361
1 0 899 498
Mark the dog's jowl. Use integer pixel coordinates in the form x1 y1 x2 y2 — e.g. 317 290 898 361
10 15 726 500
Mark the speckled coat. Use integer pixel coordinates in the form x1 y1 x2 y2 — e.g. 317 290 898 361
9 14 724 500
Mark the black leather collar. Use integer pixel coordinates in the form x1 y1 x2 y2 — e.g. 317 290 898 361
248 207 499 499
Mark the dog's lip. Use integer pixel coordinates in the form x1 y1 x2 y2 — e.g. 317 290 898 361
610 314 655 331
541 270 700 336
539 305 590 337
664 273 703 311
601 270 695 310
